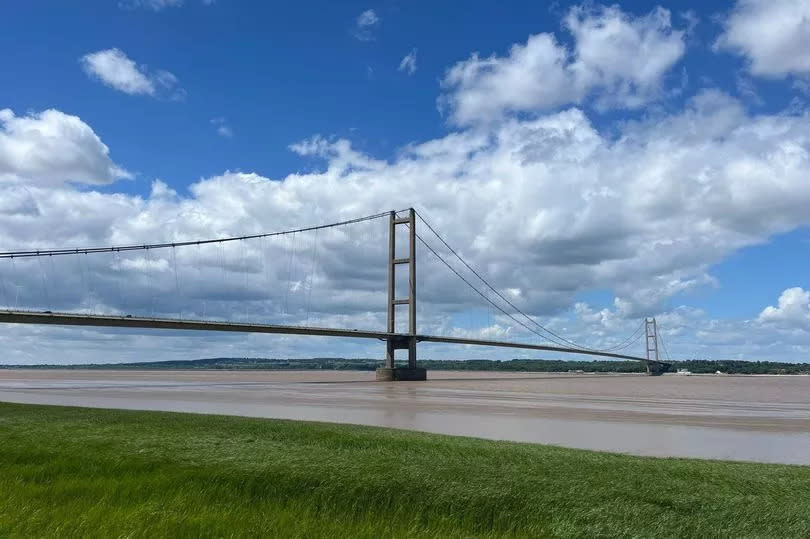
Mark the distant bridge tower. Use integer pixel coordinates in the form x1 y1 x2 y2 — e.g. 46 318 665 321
376 208 427 381
644 317 666 375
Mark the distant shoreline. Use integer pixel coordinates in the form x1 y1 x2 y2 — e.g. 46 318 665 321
2 357 808 375
2 367 808 377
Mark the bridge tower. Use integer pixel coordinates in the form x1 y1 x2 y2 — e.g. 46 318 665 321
376 208 427 381
645 318 658 363
644 317 665 375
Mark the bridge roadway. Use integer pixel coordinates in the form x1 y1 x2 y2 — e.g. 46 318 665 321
0 309 665 366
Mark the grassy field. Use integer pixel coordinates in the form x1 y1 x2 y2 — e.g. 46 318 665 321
0 403 808 538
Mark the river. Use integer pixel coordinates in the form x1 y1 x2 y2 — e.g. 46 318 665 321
1 369 808 465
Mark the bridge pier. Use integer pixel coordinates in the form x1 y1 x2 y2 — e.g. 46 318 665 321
376 334 427 381
646 362 669 376
375 366 427 381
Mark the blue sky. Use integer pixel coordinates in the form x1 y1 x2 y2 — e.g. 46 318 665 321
2 0 810 363
3 0 785 188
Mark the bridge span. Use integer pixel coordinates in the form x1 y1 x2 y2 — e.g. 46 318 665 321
0 209 673 378
0 310 671 375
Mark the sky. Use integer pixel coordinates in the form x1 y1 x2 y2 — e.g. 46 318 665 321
1 0 810 364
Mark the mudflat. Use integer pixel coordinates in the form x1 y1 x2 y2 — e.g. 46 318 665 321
1 369 809 464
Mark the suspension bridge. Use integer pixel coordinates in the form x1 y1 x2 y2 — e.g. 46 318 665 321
0 209 671 379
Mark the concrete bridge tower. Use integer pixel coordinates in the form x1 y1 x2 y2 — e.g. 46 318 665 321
376 209 427 381
645 317 667 375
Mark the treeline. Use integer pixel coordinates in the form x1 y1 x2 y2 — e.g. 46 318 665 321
5 357 809 374
7 357 381 371
663 360 810 375
423 359 810 374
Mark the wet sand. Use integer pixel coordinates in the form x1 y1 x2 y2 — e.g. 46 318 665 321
1 369 809 464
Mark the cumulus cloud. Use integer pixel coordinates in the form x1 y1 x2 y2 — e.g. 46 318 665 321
758 288 810 328
440 4 686 125
573 288 810 363
0 108 131 186
565 5 687 108
353 9 380 41
81 48 184 99
399 49 417 75
0 91 810 352
716 0 810 78
4 87 810 363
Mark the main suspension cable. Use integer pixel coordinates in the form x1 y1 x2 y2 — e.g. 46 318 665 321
0 211 393 259
594 320 646 352
657 324 672 362
414 231 562 345
415 209 644 353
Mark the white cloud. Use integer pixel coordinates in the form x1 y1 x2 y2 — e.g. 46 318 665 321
81 49 153 95
0 108 131 186
399 49 417 75
565 5 686 109
357 9 379 27
758 288 810 328
211 117 233 138
120 0 184 10
4 92 810 362
680 9 700 39
571 297 810 363
716 0 810 78
440 4 686 125
80 48 184 99
119 0 215 10
735 76 762 104
353 9 380 41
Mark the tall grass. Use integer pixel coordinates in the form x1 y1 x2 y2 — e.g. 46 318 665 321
0 402 807 537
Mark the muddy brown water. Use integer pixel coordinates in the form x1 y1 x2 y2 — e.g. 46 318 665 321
1 369 809 465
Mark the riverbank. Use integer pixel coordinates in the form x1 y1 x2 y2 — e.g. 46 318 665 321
0 402 808 537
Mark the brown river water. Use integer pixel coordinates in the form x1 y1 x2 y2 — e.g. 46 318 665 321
1 369 809 465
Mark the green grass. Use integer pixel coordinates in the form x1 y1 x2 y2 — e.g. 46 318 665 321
0 403 808 538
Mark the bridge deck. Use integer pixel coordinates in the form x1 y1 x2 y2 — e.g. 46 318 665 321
0 310 664 365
